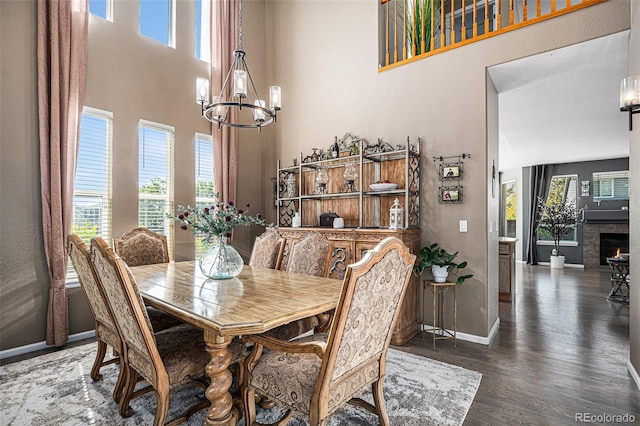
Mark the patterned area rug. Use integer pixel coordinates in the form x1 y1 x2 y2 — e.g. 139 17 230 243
0 343 481 425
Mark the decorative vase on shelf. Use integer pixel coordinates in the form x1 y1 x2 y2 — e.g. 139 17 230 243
199 235 244 279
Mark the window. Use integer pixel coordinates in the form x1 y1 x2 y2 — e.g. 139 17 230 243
194 133 215 256
139 120 174 257
593 171 629 202
68 108 112 280
501 181 516 238
195 0 211 61
89 0 112 20
538 175 578 242
140 0 175 47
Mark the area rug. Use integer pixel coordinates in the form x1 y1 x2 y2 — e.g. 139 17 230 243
0 343 481 425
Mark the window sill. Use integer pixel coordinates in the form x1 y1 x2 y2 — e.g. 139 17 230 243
536 240 579 247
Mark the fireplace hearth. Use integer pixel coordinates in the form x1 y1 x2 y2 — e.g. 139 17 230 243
583 223 629 269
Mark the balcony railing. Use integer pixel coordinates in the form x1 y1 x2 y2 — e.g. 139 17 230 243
379 0 606 71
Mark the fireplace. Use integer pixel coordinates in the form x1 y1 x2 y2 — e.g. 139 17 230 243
583 223 629 269
599 233 629 265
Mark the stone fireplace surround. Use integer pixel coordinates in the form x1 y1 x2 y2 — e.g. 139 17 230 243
583 223 630 269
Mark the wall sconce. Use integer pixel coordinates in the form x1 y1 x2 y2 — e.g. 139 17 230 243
620 75 640 131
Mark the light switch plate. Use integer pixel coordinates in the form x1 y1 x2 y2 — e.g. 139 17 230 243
459 220 467 232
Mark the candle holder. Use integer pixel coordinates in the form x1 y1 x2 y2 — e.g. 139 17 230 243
342 162 358 192
315 166 330 194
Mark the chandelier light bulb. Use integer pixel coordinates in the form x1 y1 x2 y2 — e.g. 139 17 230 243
269 86 281 110
212 96 225 121
196 78 209 104
254 100 266 122
234 70 247 98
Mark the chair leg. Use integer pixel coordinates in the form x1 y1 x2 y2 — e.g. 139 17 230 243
118 366 136 418
243 387 257 426
91 340 108 381
112 361 126 403
371 378 390 426
153 388 170 426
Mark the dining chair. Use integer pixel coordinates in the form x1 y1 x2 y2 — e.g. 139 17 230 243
242 237 415 426
90 236 248 425
113 227 169 267
67 234 183 403
248 228 285 270
263 232 330 341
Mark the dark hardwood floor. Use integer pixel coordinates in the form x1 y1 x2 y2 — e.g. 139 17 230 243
398 263 639 425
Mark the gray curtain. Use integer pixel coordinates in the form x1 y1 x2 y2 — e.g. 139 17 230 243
38 0 89 346
526 164 551 265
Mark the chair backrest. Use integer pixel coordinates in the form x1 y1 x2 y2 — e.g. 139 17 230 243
287 232 330 277
249 228 285 269
91 236 164 387
113 227 169 267
317 237 415 411
67 234 119 349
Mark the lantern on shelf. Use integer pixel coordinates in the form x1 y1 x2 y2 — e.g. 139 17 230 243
315 166 330 194
343 162 358 192
389 198 403 229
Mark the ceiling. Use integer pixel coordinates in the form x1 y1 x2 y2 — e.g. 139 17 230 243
489 30 630 171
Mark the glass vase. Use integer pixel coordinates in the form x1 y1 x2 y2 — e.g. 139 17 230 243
199 236 244 279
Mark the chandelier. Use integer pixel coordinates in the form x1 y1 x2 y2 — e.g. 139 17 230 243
196 0 281 130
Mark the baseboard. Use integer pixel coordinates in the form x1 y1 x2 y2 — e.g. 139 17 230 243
419 317 500 346
537 262 585 269
628 359 640 390
0 330 96 361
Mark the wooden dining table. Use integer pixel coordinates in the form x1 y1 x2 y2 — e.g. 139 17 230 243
128 261 343 426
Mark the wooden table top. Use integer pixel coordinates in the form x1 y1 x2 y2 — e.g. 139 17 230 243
130 261 343 337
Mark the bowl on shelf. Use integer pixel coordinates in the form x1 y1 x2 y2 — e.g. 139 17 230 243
369 182 398 191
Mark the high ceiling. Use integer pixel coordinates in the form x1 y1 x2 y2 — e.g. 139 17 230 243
489 30 630 171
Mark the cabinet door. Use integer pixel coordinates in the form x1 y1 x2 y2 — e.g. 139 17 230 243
354 241 380 262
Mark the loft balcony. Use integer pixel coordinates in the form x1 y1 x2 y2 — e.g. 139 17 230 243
379 0 607 70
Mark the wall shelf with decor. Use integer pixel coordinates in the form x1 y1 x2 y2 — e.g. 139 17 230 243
276 135 421 229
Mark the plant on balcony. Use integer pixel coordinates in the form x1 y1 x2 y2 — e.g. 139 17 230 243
413 243 473 285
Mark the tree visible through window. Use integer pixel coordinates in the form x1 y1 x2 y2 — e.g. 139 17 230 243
538 175 578 242
195 133 215 257
139 121 174 257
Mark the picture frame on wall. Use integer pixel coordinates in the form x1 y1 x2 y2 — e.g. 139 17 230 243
581 180 590 197
439 186 463 204
439 162 463 180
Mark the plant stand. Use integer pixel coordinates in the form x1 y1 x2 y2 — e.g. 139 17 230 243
423 280 457 348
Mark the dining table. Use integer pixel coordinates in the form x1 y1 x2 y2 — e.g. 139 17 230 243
128 261 343 426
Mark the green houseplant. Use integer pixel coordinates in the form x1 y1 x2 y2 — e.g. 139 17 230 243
413 243 473 285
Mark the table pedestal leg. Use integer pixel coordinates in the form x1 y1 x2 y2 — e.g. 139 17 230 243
204 330 235 426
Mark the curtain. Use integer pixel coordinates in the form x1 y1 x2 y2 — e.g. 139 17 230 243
211 0 239 206
38 0 88 346
526 164 551 265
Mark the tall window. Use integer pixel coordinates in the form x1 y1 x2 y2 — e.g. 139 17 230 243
538 175 578 242
195 0 211 61
139 120 174 257
89 0 112 20
140 0 175 47
501 181 516 238
68 108 112 279
195 133 215 257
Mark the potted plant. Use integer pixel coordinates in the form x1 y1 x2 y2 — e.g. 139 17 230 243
535 196 581 268
413 243 473 285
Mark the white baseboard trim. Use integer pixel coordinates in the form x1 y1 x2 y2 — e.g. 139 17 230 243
537 262 584 269
419 317 500 346
628 359 640 390
0 330 96 361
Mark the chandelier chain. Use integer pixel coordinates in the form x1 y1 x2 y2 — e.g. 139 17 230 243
237 0 243 50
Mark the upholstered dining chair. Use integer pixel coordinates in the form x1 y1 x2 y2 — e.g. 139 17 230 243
67 234 183 403
249 228 285 270
113 227 169 267
90 236 247 425
242 237 415 426
263 232 330 341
